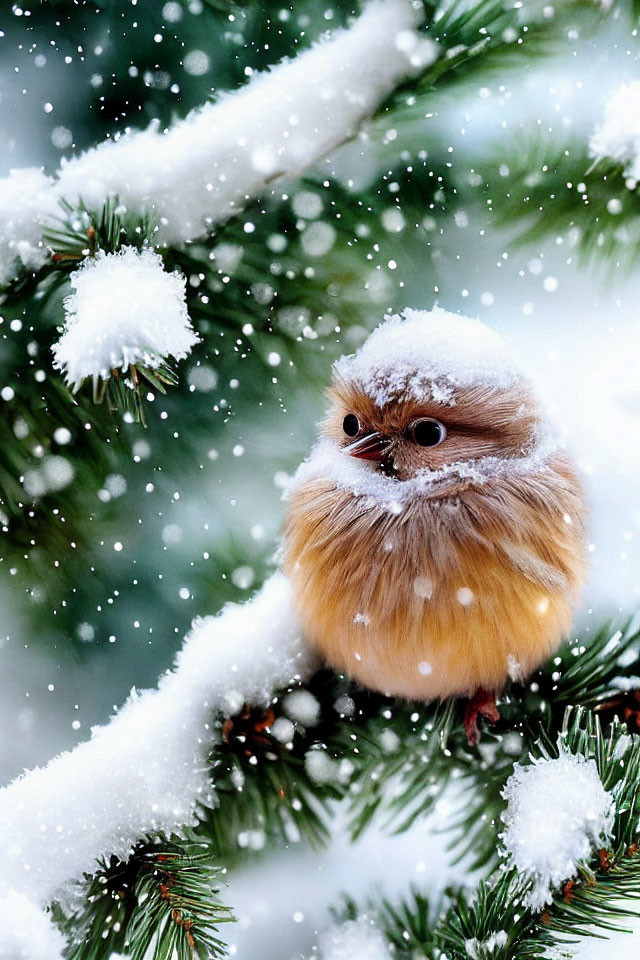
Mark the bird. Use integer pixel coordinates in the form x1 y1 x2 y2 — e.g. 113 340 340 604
283 307 587 744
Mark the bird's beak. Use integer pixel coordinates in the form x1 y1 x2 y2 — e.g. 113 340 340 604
346 431 393 462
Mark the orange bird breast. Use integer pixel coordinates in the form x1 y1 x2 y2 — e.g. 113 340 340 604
283 453 587 701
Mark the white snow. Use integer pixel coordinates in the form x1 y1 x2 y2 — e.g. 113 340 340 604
0 0 433 285
51 246 198 390
589 81 640 180
0 168 58 286
413 576 434 600
501 750 614 910
283 689 321 727
378 729 401 754
0 573 314 906
270 717 296 744
305 750 340 786
22 456 75 501
317 919 392 960
554 914 640 959
506 654 525 683
465 931 508 959
334 307 523 407
0 887 64 960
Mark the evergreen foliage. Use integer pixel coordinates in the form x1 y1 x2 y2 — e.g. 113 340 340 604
53 840 232 960
51 616 640 958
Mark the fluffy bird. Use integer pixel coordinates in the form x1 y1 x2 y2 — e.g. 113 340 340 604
283 307 587 743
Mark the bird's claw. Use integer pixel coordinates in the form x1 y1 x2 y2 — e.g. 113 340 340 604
464 688 500 746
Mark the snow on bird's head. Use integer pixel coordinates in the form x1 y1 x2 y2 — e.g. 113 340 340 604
333 307 522 407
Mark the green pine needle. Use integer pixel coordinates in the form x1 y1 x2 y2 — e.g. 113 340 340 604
54 839 233 960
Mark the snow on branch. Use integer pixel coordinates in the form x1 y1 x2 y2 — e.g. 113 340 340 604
316 919 393 960
0 0 434 285
0 169 58 286
52 246 199 395
0 888 65 960
0 574 314 909
589 80 640 181
500 749 614 910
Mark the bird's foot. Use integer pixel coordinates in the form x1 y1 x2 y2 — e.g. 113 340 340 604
464 688 500 746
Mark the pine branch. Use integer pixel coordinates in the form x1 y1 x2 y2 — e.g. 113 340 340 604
192 670 461 864
377 0 607 127
189 615 640 872
345 698 458 840
51 616 640 954
373 887 441 958
439 870 540 960
127 848 231 960
201 687 344 863
332 887 441 959
335 707 640 959
474 132 640 274
443 709 640 956
539 852 640 944
54 838 233 960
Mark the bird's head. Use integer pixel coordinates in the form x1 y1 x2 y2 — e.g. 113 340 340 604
318 307 546 485
324 378 539 482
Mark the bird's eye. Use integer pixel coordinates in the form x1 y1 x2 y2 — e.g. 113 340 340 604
409 418 447 447
343 414 361 438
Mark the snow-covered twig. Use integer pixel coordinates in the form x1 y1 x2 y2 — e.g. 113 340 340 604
0 0 433 286
589 80 640 181
0 574 313 908
52 246 199 393
501 749 614 909
0 169 58 286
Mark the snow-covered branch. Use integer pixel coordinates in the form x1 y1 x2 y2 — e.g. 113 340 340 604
589 80 640 181
0 889 65 960
0 0 433 286
501 749 614 909
0 574 313 909
0 168 61 286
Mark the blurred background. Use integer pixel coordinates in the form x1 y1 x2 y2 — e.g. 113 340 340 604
1 1 640 956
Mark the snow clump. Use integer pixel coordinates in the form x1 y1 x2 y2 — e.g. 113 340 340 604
0 169 58 286
589 81 640 181
52 247 199 391
318 918 392 960
501 750 614 909
0 887 65 960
